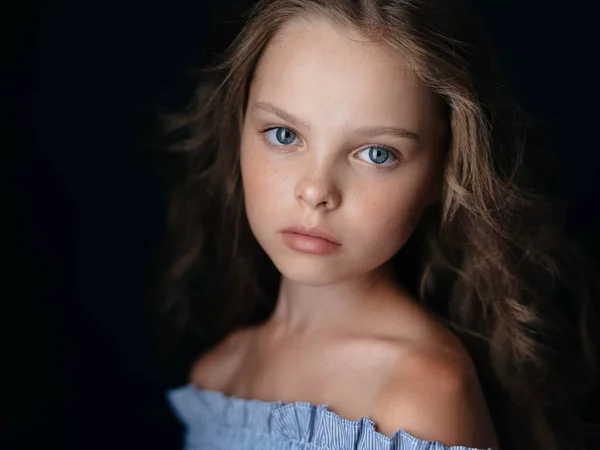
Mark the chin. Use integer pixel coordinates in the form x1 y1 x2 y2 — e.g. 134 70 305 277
270 254 351 287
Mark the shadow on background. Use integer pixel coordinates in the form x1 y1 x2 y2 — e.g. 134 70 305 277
6 0 599 449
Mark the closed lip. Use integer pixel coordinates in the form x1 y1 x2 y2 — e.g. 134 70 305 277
280 226 341 245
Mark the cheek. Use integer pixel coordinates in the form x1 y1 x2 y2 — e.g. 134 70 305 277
240 142 288 225
383 198 424 244
348 179 431 254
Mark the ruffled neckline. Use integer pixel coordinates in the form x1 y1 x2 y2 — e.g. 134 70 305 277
166 383 492 450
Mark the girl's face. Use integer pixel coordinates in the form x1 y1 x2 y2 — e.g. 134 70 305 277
240 17 446 286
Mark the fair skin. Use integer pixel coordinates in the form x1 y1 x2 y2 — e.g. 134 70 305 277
192 16 498 449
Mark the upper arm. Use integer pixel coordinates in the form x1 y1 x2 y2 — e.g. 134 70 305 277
371 353 498 449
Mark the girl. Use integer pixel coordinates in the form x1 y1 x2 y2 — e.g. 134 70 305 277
160 0 599 449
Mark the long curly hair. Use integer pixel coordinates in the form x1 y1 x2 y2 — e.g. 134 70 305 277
157 1 600 449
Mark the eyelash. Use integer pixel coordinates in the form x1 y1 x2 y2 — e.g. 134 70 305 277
258 125 402 169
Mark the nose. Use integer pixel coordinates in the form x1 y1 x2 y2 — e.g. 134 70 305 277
294 175 341 211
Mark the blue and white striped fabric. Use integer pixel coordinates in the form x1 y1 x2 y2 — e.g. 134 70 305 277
166 384 492 450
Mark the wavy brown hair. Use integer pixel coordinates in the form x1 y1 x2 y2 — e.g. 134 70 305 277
157 0 600 449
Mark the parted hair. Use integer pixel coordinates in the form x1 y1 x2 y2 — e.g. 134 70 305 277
158 1 600 449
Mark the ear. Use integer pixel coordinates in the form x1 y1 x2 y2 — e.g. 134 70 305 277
425 178 443 206
426 154 446 206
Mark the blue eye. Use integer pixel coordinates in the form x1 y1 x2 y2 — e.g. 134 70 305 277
264 127 298 146
356 146 398 166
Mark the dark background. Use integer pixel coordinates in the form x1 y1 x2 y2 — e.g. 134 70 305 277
6 0 600 449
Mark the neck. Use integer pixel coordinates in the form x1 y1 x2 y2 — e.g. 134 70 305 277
263 264 403 337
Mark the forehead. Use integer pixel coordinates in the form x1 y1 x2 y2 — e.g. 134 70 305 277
248 17 438 130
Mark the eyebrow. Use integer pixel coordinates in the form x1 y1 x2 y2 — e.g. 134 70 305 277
251 101 420 142
253 101 311 129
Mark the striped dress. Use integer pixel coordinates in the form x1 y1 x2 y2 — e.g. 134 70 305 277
167 384 493 450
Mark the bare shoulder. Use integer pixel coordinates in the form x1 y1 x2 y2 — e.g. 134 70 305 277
369 333 498 449
188 328 251 391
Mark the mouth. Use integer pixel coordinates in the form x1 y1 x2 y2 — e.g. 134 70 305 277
279 226 341 255
280 226 341 245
